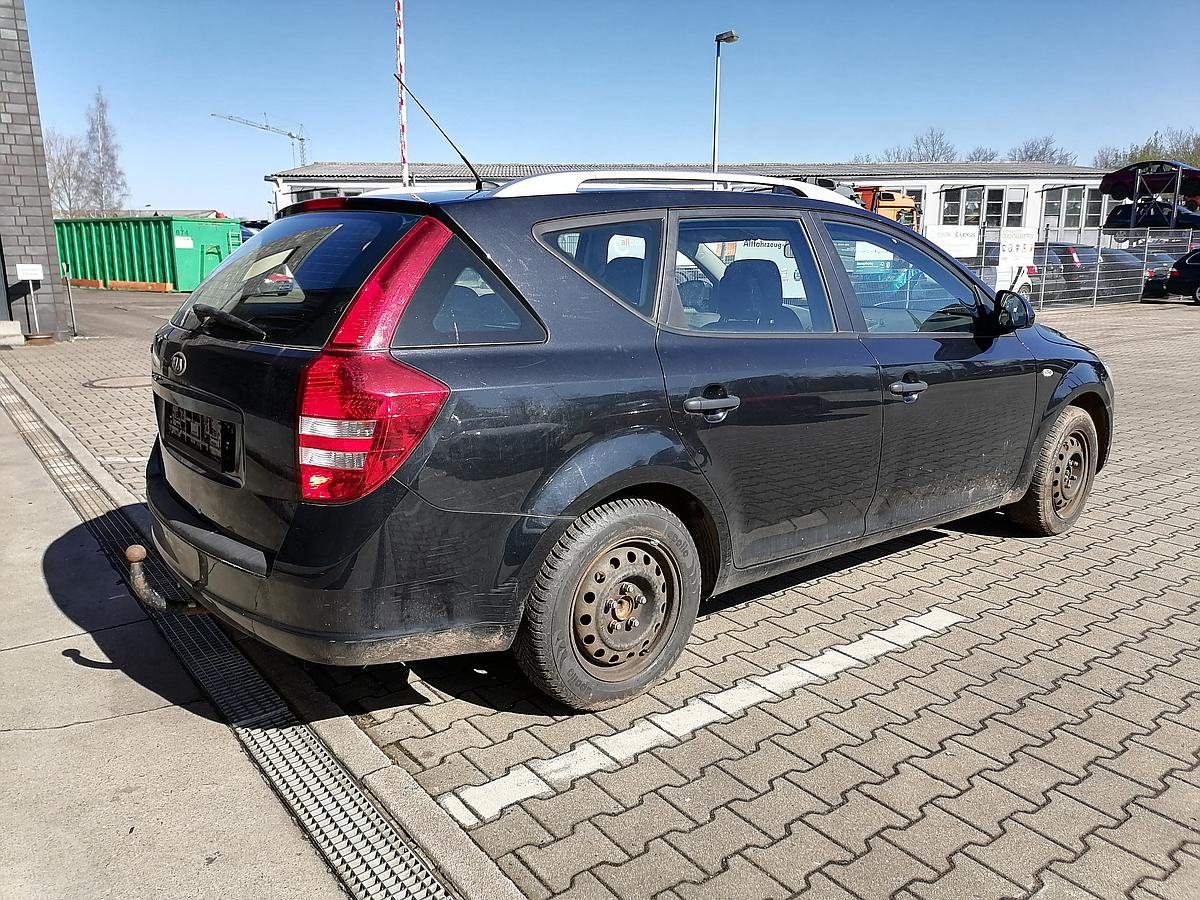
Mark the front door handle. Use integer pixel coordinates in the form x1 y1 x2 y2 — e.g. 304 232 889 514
683 395 742 414
888 379 929 398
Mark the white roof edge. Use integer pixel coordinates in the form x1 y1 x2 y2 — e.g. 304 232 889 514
488 169 858 206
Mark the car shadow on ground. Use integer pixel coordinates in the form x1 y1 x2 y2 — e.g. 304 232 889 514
303 527 955 719
42 507 1014 723
41 512 222 721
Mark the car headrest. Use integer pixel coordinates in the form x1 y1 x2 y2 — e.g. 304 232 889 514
717 259 784 321
602 256 644 303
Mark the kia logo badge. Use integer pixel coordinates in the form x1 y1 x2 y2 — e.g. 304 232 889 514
169 352 187 377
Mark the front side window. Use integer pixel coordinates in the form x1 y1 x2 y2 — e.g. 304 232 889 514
824 221 980 334
668 217 834 334
542 218 662 316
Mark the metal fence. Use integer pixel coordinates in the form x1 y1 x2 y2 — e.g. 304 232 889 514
940 225 1198 308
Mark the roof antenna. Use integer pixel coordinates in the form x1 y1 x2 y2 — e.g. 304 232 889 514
393 73 484 193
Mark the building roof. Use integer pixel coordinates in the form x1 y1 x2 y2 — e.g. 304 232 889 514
267 161 1105 182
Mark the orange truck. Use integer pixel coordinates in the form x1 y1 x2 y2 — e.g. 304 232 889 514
853 186 921 228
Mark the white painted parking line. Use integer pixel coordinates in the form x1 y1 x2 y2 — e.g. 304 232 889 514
437 606 968 824
593 719 674 761
455 765 551 824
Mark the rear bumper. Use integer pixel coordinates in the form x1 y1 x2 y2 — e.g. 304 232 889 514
147 446 527 665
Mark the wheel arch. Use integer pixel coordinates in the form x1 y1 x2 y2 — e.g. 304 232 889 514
1069 389 1111 472
503 437 731 625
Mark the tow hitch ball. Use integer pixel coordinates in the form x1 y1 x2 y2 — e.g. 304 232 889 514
124 545 204 615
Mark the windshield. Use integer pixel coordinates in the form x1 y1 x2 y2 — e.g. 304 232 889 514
171 210 418 347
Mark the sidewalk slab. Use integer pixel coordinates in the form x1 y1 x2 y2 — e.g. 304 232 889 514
0 410 345 900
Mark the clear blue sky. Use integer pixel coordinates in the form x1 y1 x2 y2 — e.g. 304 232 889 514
26 0 1190 218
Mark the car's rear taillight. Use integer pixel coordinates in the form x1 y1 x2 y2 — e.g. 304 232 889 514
298 353 448 502
1026 265 1039 276
297 214 454 502
1169 268 1181 278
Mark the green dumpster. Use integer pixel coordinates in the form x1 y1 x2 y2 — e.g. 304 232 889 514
54 216 243 292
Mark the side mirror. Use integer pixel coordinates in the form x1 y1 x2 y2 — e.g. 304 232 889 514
993 290 1035 332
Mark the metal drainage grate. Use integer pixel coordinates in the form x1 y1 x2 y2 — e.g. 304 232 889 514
0 370 453 900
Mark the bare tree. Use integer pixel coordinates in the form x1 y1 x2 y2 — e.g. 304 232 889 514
44 127 87 215
1105 128 1200 169
964 145 999 162
1092 145 1126 169
1007 135 1077 165
83 87 128 214
848 152 873 164
880 127 957 163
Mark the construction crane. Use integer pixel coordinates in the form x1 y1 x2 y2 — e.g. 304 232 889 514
211 113 308 165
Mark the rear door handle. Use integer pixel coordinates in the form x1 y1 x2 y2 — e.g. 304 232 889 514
888 380 929 397
683 395 741 414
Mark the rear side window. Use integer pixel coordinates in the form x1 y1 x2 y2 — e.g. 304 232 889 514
172 211 419 348
391 236 545 347
542 218 663 316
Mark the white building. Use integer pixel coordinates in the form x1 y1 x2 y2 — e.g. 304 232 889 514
265 161 1108 236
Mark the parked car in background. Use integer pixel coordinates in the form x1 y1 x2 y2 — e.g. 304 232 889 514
1141 250 1179 298
963 242 1065 303
1166 248 1200 303
139 171 1114 709
1100 160 1200 202
1104 201 1200 230
1037 243 1143 303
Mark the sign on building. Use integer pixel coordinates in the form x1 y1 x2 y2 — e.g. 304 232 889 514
995 227 1037 292
923 225 980 259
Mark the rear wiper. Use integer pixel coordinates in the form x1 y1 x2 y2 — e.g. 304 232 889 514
192 303 267 341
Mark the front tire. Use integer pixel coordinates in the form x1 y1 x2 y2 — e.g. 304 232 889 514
1006 405 1098 536
514 499 702 710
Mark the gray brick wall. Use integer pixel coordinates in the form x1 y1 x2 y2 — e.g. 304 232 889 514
0 0 66 336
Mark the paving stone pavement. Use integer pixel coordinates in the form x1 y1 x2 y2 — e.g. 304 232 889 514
3 297 1199 899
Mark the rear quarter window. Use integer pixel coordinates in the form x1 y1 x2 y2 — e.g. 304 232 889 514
172 210 419 348
391 236 546 347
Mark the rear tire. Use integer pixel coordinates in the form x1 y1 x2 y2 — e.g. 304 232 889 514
1005 405 1098 536
513 499 702 710
1193 285 1200 305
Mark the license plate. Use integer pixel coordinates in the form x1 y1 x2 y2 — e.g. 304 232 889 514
165 404 235 470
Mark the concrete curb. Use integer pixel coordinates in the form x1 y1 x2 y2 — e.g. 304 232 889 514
0 358 521 900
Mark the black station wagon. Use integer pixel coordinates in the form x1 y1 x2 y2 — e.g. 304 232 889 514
141 171 1114 709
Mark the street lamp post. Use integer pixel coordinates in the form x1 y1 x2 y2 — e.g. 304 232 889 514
711 30 739 173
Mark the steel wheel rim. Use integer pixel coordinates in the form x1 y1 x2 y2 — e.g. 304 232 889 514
1051 428 1090 516
571 538 680 683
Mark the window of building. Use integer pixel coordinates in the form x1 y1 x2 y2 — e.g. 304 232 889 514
1084 189 1104 228
985 188 1005 227
963 187 983 225
1042 188 1063 227
945 186 1024 227
941 188 961 225
1063 187 1085 228
1006 188 1026 227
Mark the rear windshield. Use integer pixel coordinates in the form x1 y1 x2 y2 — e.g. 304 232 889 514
171 210 418 348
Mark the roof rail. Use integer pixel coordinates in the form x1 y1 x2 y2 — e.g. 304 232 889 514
488 169 858 207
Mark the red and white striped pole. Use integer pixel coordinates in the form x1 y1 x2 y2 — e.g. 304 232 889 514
396 0 409 187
